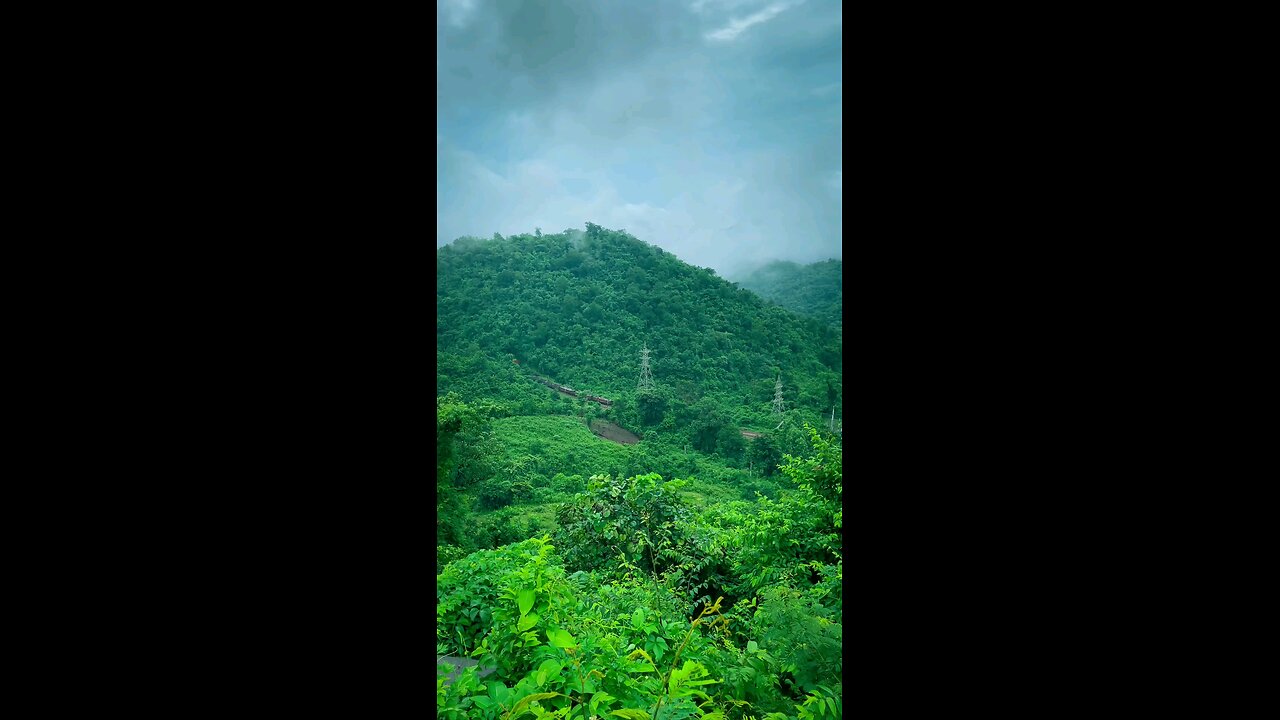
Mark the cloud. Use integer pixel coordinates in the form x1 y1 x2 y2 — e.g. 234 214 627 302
439 0 478 29
691 0 766 14
437 0 841 276
704 0 804 42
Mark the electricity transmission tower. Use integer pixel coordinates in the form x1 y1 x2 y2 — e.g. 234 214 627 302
637 343 654 391
772 374 786 428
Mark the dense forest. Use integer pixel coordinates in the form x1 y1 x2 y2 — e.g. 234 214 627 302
438 224 843 720
732 260 842 329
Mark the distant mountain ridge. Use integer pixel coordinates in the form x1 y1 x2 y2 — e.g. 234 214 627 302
734 259 841 328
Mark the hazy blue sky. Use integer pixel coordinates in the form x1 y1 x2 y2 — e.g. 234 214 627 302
437 0 841 278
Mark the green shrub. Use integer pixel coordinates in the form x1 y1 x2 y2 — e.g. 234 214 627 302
437 544 468 574
476 477 513 510
750 586 842 699
510 480 535 504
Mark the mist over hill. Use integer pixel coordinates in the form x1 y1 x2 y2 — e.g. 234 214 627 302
733 259 842 328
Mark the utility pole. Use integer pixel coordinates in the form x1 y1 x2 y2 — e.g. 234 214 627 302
772 374 786 429
637 343 654 391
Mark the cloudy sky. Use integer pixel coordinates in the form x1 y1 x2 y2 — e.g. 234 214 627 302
437 0 841 278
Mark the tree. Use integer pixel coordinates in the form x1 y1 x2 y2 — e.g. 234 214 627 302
746 433 783 477
636 387 666 426
717 425 746 462
437 394 480 496
690 399 728 453
780 424 842 506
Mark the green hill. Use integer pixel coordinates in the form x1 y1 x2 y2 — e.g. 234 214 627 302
437 223 842 442
734 259 842 328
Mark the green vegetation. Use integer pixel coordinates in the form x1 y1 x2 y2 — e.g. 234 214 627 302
438 225 842 719
733 260 841 330
438 224 841 437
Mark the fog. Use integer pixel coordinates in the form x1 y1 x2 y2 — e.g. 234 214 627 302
437 0 841 278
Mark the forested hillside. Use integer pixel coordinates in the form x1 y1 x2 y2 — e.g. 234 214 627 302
438 224 841 434
733 260 842 329
438 224 843 720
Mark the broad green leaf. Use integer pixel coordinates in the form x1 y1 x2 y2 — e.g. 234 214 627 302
609 710 650 720
747 640 759 653
504 692 561 720
489 682 510 704
827 698 838 717
701 713 725 720
518 612 540 632
624 663 655 673
474 696 496 709
547 627 577 649
538 659 562 683
590 692 616 714
518 589 536 616
568 672 597 694
632 607 645 629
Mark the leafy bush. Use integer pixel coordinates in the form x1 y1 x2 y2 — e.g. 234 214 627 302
438 538 572 659
552 471 586 491
469 507 535 548
433 365 845 719
439 535 746 719
437 544 467 574
510 480 535 504
749 586 842 700
476 477 514 510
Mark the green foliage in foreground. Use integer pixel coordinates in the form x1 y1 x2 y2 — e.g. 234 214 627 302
438 425 842 720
